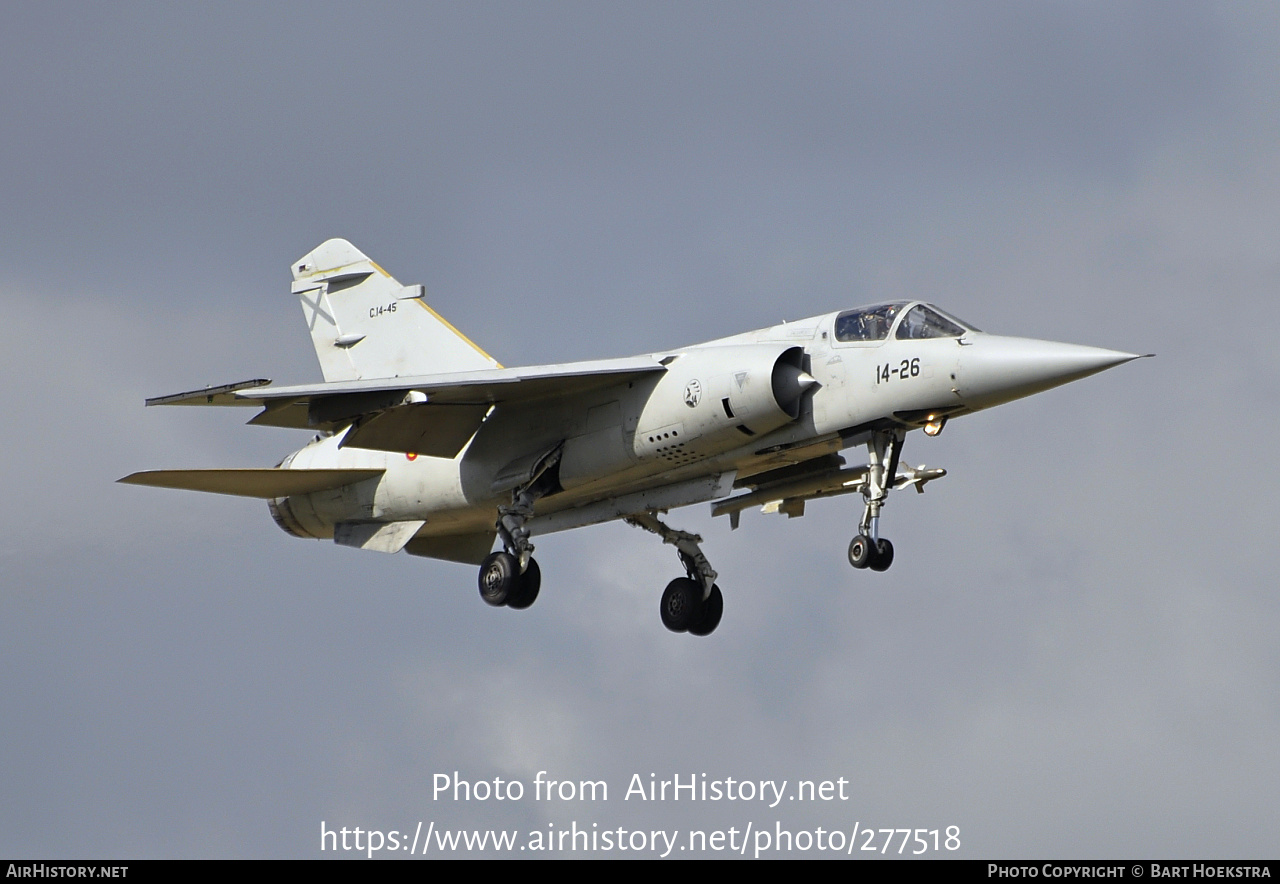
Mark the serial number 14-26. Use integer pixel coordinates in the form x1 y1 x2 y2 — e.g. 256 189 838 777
875 358 920 384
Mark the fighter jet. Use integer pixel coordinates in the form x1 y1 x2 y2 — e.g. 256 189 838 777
121 238 1144 636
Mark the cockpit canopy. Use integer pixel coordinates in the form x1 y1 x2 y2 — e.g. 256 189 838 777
834 302 978 343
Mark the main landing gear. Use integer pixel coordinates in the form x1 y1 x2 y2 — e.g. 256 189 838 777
848 428 905 573
477 464 555 611
626 512 723 637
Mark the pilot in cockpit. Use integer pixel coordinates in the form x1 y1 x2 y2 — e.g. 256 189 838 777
834 302 906 342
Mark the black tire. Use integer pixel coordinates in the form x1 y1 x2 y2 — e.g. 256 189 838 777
848 535 875 569
660 577 702 632
506 557 541 609
478 552 519 606
687 584 723 636
869 538 894 572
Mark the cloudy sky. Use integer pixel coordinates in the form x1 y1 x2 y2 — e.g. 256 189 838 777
2 2 1276 859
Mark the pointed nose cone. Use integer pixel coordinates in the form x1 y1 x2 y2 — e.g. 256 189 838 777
956 334 1144 411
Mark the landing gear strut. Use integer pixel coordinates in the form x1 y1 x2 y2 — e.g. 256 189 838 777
849 428 904 572
626 512 723 636
478 449 559 610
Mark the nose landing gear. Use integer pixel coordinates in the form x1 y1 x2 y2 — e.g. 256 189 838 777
849 428 905 573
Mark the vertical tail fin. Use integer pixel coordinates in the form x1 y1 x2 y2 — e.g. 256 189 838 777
291 238 500 381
